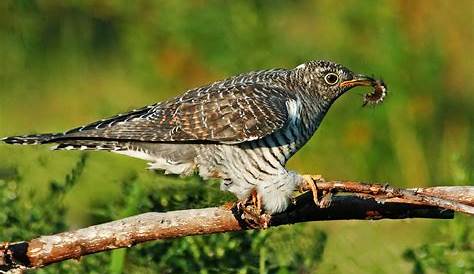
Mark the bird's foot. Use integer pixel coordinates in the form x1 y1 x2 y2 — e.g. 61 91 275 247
299 174 332 208
235 191 271 229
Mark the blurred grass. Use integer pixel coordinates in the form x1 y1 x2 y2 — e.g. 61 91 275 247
0 0 472 273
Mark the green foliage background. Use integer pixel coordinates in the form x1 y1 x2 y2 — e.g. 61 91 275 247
0 1 472 273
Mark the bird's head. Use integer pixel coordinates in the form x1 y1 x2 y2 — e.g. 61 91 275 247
294 60 386 106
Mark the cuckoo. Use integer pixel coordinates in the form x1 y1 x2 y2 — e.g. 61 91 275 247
2 60 387 217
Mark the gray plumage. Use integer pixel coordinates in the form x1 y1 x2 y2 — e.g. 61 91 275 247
2 60 378 214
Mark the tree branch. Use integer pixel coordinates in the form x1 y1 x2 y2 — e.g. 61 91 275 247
1 181 472 273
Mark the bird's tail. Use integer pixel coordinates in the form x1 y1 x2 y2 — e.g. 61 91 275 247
2 133 125 151
2 133 64 145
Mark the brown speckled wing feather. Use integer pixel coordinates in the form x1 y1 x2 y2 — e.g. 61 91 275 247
56 83 295 143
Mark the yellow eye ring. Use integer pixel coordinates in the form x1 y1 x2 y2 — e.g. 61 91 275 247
324 73 339 85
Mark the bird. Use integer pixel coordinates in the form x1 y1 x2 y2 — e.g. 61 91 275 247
2 60 384 216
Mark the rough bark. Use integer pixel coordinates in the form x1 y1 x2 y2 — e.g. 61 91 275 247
0 182 472 273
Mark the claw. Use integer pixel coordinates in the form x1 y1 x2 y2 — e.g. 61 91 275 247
319 190 333 208
235 190 270 229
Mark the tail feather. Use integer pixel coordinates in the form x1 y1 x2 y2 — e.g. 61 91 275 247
2 133 64 145
2 133 128 151
53 140 125 151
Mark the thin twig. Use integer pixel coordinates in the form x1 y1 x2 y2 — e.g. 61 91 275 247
315 181 474 214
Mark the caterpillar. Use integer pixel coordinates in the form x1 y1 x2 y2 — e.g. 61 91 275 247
363 79 387 107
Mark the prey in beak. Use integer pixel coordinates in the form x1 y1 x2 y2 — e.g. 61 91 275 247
340 74 388 107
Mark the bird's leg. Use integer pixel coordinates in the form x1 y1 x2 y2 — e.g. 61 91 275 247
299 174 322 206
253 193 271 228
299 174 332 208
253 191 265 215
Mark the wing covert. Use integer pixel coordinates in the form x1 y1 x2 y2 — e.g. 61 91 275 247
57 83 297 143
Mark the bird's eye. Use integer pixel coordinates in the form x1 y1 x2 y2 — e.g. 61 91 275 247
324 73 339 85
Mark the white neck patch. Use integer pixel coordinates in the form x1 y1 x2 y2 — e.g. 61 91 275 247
286 99 302 124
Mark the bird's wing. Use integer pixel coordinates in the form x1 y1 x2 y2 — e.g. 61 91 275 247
55 83 298 144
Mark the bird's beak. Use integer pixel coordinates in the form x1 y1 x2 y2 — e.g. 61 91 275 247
339 74 375 89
